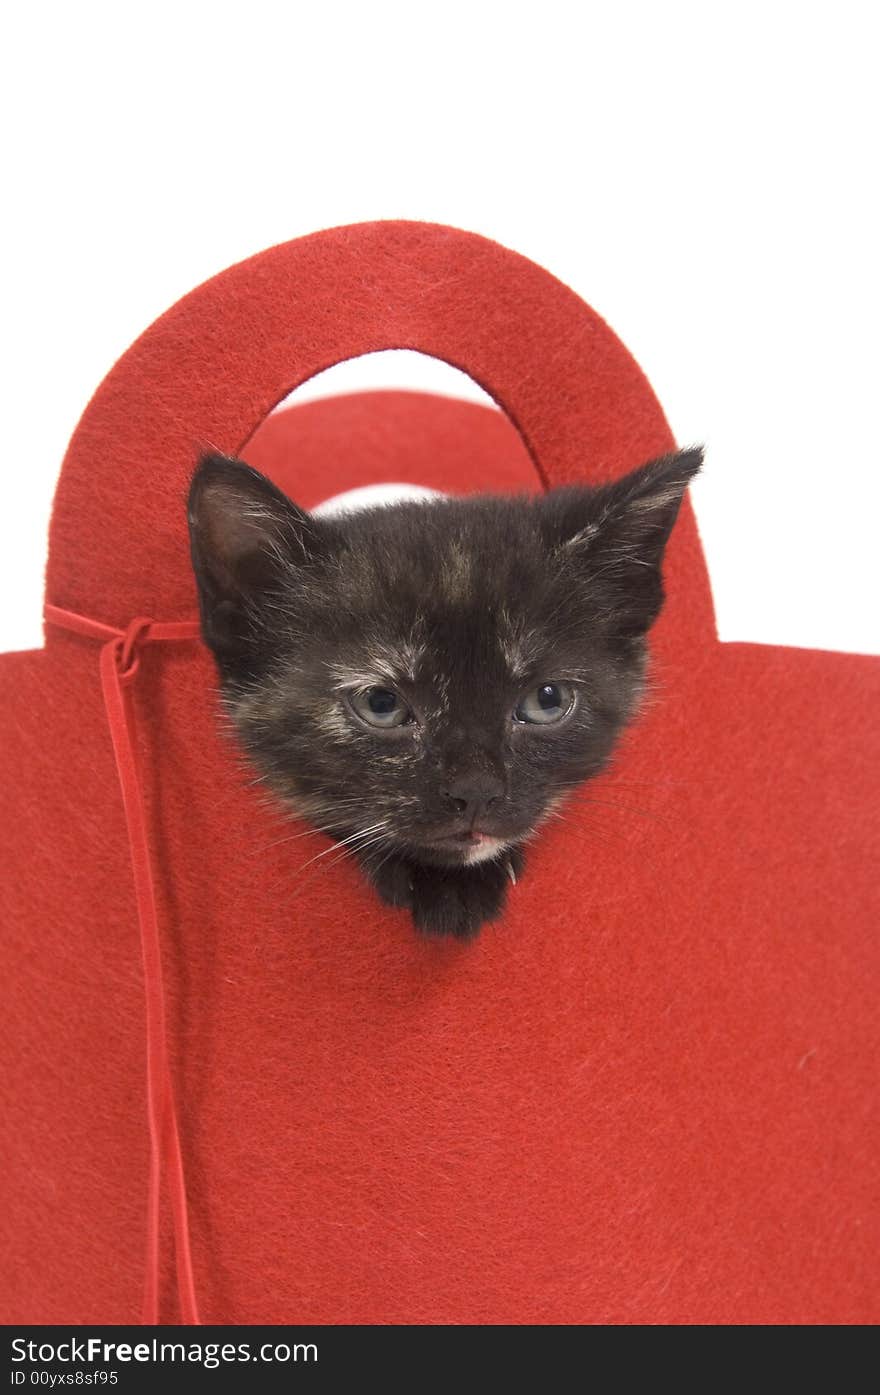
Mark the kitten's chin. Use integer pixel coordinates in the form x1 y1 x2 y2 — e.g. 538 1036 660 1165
460 835 508 867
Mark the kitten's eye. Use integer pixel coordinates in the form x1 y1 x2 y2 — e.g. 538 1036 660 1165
514 681 575 725
349 686 413 729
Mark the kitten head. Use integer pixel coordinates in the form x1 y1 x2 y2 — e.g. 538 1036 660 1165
188 445 702 868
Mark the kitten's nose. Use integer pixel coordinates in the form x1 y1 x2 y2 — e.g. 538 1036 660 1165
441 771 505 821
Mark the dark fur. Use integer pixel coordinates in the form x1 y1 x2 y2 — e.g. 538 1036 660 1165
187 445 702 937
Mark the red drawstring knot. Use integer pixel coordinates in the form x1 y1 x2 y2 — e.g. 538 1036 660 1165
117 617 157 680
44 602 203 1325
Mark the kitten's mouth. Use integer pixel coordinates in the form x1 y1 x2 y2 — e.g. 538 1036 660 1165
439 830 495 846
413 828 512 866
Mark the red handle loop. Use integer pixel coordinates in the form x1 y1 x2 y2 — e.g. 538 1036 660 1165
46 221 713 649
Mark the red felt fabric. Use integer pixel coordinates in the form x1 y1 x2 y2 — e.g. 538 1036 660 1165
1 222 878 1325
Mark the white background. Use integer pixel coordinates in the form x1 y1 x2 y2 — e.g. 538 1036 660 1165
1 1 877 656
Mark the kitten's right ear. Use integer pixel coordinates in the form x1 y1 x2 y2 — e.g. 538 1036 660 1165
540 446 703 641
187 451 319 669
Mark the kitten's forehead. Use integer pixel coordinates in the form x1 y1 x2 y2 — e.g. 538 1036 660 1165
327 636 425 690
328 604 551 701
437 539 474 604
496 610 544 682
318 501 575 691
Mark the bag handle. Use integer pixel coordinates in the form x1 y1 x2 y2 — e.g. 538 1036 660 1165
46 220 714 649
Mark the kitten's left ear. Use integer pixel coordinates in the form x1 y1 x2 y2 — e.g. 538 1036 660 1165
543 446 704 639
187 450 323 670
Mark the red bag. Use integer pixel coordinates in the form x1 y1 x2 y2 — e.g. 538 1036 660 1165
2 222 877 1324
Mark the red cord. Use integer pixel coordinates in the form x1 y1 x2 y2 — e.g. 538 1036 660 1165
44 604 202 1325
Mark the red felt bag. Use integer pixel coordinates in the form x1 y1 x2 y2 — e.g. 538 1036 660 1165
1 222 877 1324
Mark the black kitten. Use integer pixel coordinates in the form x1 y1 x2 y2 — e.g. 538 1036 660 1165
187 445 702 937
